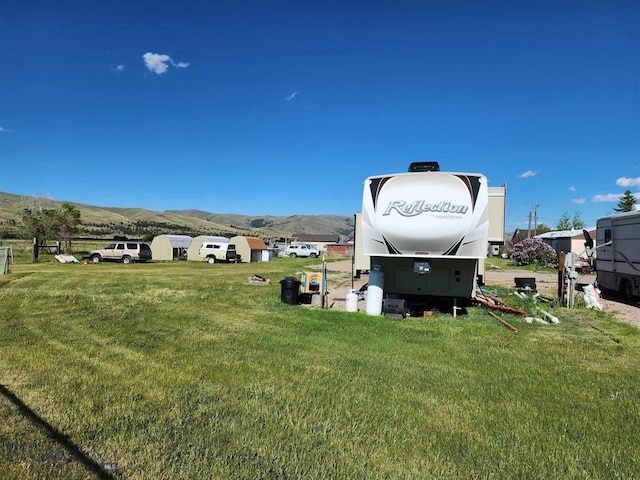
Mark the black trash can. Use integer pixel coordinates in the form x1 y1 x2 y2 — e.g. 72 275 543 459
280 276 301 305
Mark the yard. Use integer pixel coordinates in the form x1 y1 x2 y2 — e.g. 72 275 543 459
0 254 639 479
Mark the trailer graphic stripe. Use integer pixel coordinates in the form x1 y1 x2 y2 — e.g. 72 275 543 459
614 251 640 272
369 177 391 211
444 238 464 256
383 237 402 254
455 174 481 210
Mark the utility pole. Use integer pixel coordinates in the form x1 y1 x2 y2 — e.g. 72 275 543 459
533 204 540 236
527 211 532 238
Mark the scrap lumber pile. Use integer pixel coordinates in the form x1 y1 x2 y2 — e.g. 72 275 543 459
248 275 271 285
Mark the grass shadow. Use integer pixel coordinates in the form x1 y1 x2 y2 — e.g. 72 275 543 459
0 384 118 479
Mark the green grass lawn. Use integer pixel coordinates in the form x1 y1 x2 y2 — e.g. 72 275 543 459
1 256 638 479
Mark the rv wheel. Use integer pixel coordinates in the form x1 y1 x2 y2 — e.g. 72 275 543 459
208 256 216 264
620 279 634 300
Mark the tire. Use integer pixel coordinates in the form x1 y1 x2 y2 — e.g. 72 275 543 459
207 256 216 264
122 256 132 264
310 253 317 258
91 254 101 263
620 279 634 300
289 253 297 258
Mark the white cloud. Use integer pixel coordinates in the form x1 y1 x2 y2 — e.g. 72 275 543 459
143 52 170 74
568 185 576 192
616 177 640 187
572 198 586 204
116 65 124 71
519 170 538 178
142 52 190 75
0 127 8 133
593 193 624 202
285 91 299 102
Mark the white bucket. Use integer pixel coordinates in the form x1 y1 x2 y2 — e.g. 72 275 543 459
365 266 384 316
346 290 359 312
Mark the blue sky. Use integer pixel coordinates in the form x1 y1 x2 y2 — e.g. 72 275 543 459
1 1 638 233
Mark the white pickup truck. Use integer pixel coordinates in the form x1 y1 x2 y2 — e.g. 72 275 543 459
198 242 239 263
285 244 320 258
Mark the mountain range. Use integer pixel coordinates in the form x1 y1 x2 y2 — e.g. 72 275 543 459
0 192 355 241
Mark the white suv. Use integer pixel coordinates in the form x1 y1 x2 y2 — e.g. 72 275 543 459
89 242 152 264
285 244 320 258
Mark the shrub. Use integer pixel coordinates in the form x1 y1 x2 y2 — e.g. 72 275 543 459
511 238 557 267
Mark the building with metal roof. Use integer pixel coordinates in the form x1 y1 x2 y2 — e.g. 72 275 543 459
150 234 193 261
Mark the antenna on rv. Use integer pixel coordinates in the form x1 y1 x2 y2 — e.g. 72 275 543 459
583 229 594 250
582 229 595 263
408 162 440 172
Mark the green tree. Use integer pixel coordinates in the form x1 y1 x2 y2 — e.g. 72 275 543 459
19 197 83 258
534 223 552 235
20 200 59 247
556 212 585 230
615 189 637 212
58 202 82 253
556 212 571 230
571 212 585 229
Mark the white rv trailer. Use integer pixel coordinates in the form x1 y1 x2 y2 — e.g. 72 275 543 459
359 169 489 305
596 210 640 298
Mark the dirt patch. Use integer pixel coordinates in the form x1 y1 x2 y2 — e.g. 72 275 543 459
321 260 639 328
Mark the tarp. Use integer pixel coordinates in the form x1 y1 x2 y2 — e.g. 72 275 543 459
55 254 80 264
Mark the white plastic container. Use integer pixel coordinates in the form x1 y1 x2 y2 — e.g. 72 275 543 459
346 290 359 312
365 266 384 316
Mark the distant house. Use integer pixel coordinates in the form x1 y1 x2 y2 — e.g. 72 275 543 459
326 244 353 256
150 234 193 261
534 228 596 255
230 236 268 263
292 234 341 253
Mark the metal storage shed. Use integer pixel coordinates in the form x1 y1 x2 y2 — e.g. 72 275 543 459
187 235 230 261
230 236 268 263
150 234 193 261
534 228 596 255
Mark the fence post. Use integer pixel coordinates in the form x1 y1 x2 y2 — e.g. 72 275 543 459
557 251 565 303
32 237 39 263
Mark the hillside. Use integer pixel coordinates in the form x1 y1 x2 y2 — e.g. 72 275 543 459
0 192 355 241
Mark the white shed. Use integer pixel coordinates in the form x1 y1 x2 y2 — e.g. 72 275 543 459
150 235 193 261
187 236 230 261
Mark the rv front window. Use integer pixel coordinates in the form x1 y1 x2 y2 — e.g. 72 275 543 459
604 229 612 243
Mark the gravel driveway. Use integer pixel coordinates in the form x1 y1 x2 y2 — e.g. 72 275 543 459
322 260 639 328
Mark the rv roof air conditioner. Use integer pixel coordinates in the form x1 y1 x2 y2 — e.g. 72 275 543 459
408 161 440 172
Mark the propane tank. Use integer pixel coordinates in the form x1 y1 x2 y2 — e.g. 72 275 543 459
346 290 359 312
366 265 384 316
